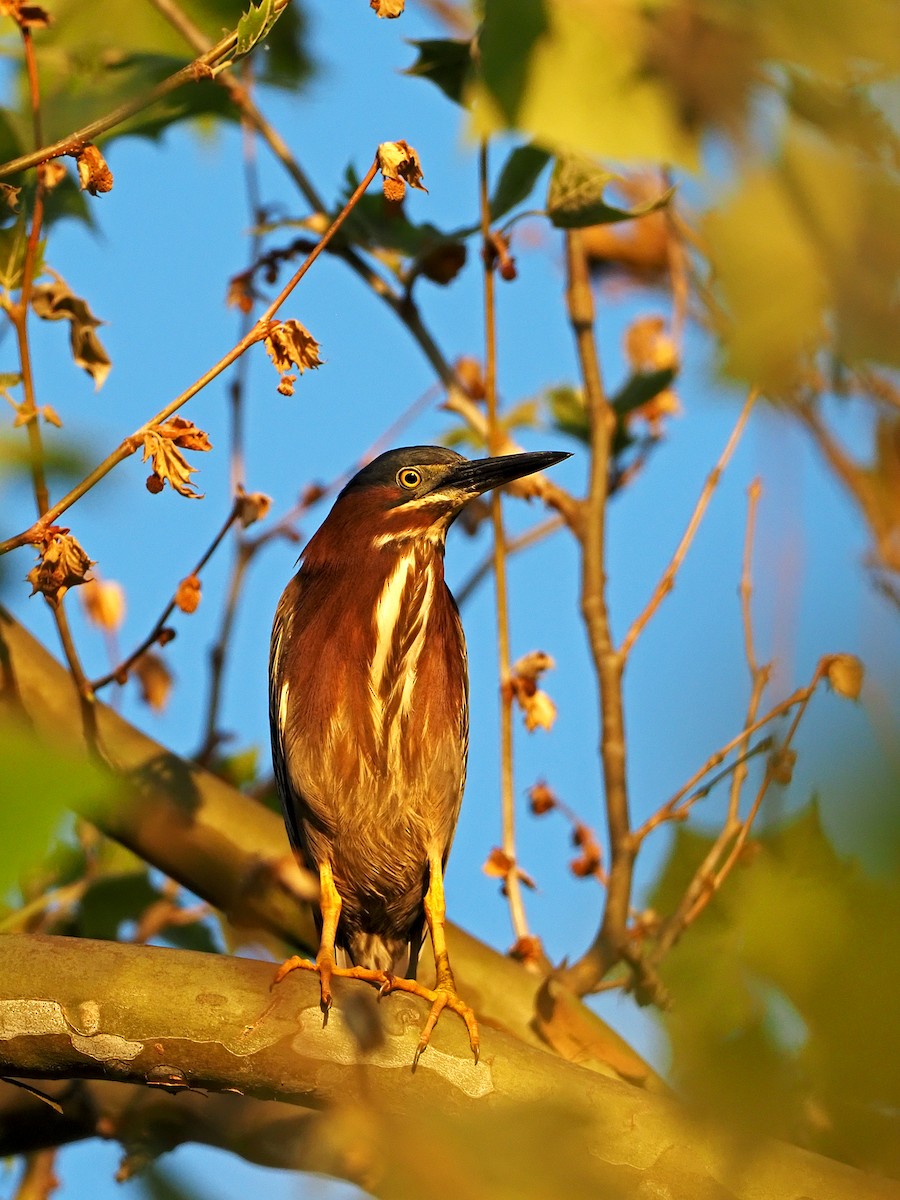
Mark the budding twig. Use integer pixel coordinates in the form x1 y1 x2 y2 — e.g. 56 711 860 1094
91 501 242 692
480 141 532 947
620 387 758 661
0 155 380 557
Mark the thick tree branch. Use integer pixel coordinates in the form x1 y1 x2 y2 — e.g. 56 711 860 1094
0 608 659 1091
0 934 892 1200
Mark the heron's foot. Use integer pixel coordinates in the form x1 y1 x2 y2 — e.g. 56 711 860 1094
383 974 480 1067
271 954 388 1025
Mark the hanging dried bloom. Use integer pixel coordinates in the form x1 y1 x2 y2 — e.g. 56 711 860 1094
174 574 202 614
370 0 404 17
75 144 113 195
377 140 427 203
235 484 273 528
506 651 558 732
528 781 558 816
27 527 94 605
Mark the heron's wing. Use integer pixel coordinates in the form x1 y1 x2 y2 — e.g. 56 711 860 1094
268 571 332 858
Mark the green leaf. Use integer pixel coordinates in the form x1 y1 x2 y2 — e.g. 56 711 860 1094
547 156 673 229
0 721 118 898
236 0 282 59
545 384 588 444
405 38 473 105
611 367 677 418
490 145 551 221
77 870 160 941
0 0 311 179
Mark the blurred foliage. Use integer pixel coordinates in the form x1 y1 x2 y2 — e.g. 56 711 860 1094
0 0 311 225
407 0 900 389
650 798 900 1176
0 720 117 898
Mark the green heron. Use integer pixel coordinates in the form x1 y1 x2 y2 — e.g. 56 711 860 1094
269 444 569 1064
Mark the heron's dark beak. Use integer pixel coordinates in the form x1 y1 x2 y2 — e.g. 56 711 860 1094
439 450 571 499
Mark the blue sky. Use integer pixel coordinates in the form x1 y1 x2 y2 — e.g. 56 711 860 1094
2 2 898 1196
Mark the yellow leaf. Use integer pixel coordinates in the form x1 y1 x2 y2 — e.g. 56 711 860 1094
825 653 864 700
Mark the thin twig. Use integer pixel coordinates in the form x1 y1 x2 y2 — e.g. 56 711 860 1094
0 156 380 557
0 6 289 179
480 141 531 946
91 501 241 690
456 515 565 609
556 230 636 999
147 0 581 534
620 387 757 661
3 26 102 751
728 478 769 822
648 658 827 961
634 679 823 844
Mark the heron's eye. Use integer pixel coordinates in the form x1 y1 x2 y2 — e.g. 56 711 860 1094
397 468 422 490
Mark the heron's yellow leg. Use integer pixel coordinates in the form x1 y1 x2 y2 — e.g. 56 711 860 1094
271 862 386 1023
385 851 480 1066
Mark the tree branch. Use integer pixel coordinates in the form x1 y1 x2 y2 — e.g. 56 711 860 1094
0 933 891 1200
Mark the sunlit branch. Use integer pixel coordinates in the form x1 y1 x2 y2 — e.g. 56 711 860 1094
556 230 637 1000
0 156 379 557
620 387 757 662
0 6 290 180
479 141 531 946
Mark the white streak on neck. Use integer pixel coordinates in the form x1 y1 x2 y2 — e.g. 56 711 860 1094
370 552 414 695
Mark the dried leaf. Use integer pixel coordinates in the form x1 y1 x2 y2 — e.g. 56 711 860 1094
0 182 19 210
481 847 536 889
31 279 111 389
40 404 62 427
226 272 254 313
264 319 322 375
174 574 201 614
420 241 466 285
81 578 125 631
133 652 172 712
625 315 678 373
27 528 94 605
36 161 65 191
377 139 427 202
277 373 296 396
482 846 514 878
769 746 798 786
141 419 211 499
528 781 557 816
75 144 113 195
825 653 864 700
2 3 50 28
371 0 404 17
570 824 603 878
507 653 558 731
511 650 556 682
522 689 557 732
455 356 485 400
235 485 272 528
509 935 544 968
159 415 212 452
